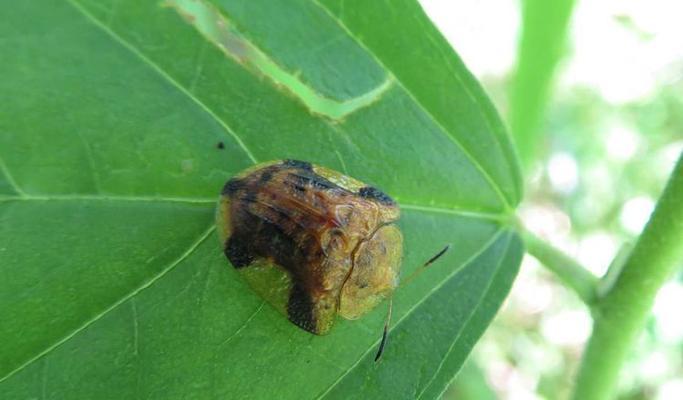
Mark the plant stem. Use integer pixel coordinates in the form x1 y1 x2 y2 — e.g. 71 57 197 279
510 0 577 169
572 153 683 400
522 230 598 305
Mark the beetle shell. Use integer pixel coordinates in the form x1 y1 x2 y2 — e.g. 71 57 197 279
217 160 403 335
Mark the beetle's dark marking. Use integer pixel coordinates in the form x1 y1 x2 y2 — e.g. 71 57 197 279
242 191 258 204
226 207 302 271
299 234 323 262
283 159 312 170
264 216 298 254
287 172 336 192
225 236 255 268
216 141 225 149
263 202 294 226
287 282 317 333
292 184 306 193
248 212 307 277
359 186 396 205
287 173 311 189
311 178 336 191
309 172 337 190
222 178 244 196
259 169 274 183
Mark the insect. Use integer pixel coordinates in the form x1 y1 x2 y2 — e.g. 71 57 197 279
217 160 448 360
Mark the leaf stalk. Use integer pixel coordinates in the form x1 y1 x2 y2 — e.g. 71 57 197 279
571 153 683 400
522 229 599 305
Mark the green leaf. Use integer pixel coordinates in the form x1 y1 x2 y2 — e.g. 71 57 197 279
0 0 523 398
442 358 498 400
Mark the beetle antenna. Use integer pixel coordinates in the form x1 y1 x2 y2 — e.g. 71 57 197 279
400 244 451 288
374 298 393 362
374 245 450 362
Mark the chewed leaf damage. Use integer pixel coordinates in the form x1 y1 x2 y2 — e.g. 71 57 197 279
165 0 393 120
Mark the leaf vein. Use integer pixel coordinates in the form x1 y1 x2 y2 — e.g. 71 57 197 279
416 232 512 399
217 302 265 348
400 203 507 221
311 0 512 210
66 0 258 164
74 129 102 194
131 299 139 357
0 194 216 204
0 225 216 383
0 156 27 197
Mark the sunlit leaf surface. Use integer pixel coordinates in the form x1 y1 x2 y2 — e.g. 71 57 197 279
0 1 523 398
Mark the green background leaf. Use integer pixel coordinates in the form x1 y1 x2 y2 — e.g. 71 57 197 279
0 0 523 398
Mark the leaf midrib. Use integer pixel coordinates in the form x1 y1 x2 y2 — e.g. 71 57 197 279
0 194 508 221
0 194 216 204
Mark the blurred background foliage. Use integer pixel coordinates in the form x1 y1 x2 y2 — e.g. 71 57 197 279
418 0 683 399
